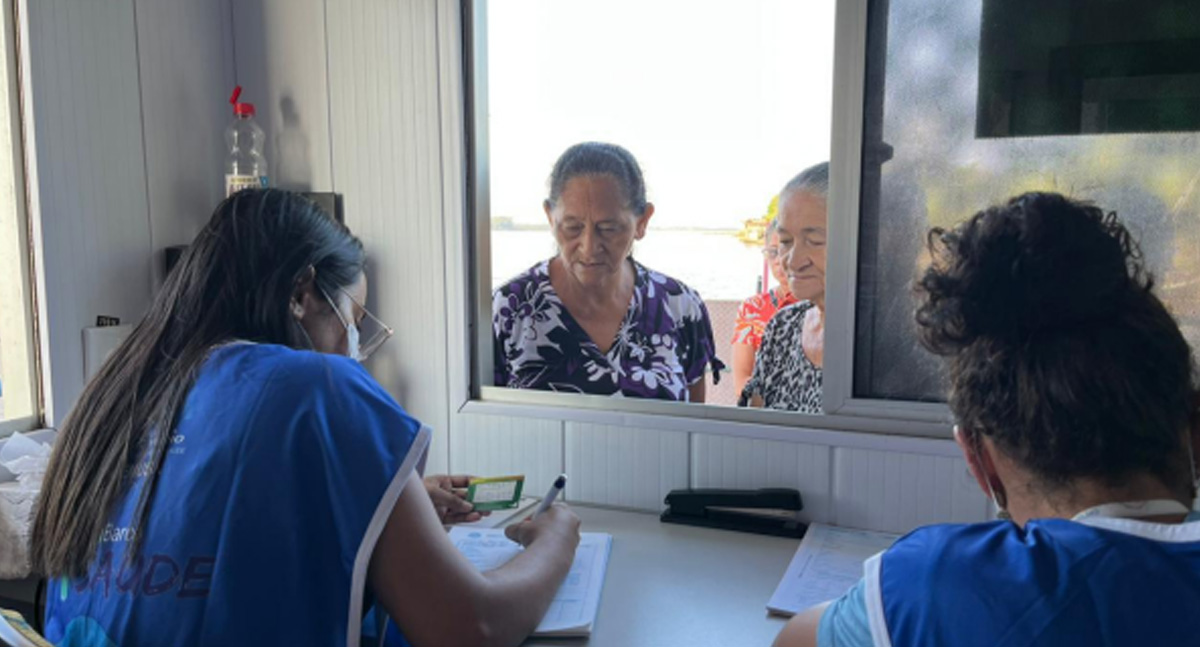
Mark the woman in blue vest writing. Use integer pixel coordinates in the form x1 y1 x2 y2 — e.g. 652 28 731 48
32 190 580 647
775 192 1200 647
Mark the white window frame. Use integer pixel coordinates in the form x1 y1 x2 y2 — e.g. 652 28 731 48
0 0 41 436
454 0 954 441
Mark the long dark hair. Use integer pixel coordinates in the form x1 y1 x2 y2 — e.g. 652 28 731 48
916 192 1196 498
32 189 365 577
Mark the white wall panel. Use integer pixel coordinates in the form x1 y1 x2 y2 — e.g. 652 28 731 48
231 0 332 191
434 0 467 474
325 0 452 473
565 423 689 511
691 435 833 524
451 413 563 494
833 447 991 534
25 0 152 424
134 0 235 282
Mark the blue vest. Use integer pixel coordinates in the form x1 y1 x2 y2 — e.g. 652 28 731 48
44 344 428 647
873 516 1200 646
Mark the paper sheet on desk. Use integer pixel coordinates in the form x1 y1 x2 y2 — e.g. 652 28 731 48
767 523 899 617
448 527 612 636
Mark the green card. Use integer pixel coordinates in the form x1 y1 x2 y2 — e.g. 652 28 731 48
466 475 526 511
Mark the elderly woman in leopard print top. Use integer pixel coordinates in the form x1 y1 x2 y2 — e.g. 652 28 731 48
738 163 827 413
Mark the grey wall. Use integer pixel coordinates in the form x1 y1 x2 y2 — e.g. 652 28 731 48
23 0 233 424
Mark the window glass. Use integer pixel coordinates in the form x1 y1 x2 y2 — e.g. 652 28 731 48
0 5 35 425
855 0 1200 401
485 0 835 409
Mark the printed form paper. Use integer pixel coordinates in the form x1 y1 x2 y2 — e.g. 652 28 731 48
767 523 899 617
449 527 612 636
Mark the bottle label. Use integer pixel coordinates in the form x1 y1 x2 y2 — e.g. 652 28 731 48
225 174 269 197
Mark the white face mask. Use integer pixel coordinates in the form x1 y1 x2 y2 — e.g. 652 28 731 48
319 286 361 362
345 316 361 362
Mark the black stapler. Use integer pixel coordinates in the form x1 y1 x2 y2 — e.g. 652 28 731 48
660 488 806 538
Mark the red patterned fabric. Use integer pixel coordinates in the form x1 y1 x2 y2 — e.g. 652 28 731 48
731 288 797 350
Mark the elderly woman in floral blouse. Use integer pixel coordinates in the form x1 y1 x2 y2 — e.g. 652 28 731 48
492 142 724 402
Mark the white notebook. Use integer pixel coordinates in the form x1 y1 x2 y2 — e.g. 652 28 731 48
448 527 613 636
766 523 899 617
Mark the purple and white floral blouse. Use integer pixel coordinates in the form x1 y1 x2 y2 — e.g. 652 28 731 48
492 259 724 401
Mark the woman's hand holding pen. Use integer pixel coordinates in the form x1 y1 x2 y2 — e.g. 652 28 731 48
505 503 581 549
505 473 578 548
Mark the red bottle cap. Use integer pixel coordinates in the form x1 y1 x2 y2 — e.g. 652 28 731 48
229 86 256 117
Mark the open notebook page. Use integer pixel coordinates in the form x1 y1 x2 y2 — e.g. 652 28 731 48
767 523 899 617
448 527 612 636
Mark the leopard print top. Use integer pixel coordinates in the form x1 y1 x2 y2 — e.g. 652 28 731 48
737 301 823 413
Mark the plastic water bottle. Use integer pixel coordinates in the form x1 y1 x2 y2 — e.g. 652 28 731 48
225 86 268 197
